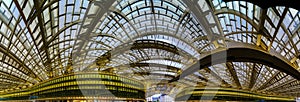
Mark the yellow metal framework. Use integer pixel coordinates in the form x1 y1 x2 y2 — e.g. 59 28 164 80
0 0 300 99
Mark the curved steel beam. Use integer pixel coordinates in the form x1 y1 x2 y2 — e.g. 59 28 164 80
33 0 52 78
45 20 81 46
0 70 27 83
248 63 262 90
95 40 196 66
224 31 260 36
214 9 257 29
203 68 230 87
7 0 42 81
89 32 200 58
266 79 298 92
170 42 300 82
131 40 192 57
116 63 180 72
28 0 60 22
0 45 40 81
110 9 141 37
73 0 116 59
257 72 288 90
121 72 175 79
226 62 242 88
214 8 271 38
48 39 74 48
94 49 192 70
183 0 223 41
111 1 214 51
130 31 200 53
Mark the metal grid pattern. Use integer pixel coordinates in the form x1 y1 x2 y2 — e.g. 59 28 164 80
0 0 299 97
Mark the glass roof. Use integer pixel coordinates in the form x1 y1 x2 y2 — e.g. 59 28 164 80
0 0 300 97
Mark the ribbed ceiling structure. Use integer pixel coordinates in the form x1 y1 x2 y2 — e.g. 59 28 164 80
0 0 300 98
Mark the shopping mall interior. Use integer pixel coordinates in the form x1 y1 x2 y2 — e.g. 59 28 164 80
0 0 300 102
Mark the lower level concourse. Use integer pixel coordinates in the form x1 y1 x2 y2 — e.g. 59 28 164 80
0 72 298 102
1 0 300 102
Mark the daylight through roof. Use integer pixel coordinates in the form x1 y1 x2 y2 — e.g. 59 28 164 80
0 0 300 101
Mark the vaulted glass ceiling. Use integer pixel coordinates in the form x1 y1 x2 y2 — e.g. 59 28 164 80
0 0 300 98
